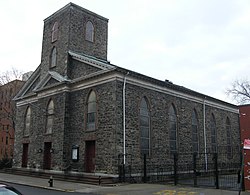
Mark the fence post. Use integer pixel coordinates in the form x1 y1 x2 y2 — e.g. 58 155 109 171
214 153 219 189
143 154 147 183
118 165 122 182
193 153 197 187
174 153 178 185
118 154 125 182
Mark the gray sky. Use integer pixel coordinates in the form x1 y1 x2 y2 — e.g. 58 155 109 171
1 0 250 104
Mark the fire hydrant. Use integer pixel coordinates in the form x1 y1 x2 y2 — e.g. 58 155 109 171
48 176 53 187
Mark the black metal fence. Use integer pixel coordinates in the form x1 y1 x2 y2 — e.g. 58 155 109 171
118 149 243 191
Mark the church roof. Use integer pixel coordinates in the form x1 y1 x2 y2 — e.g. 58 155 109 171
68 51 115 70
14 50 237 110
44 2 108 22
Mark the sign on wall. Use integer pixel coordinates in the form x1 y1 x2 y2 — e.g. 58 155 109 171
244 139 250 150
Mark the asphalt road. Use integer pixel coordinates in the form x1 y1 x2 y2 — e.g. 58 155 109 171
6 182 94 195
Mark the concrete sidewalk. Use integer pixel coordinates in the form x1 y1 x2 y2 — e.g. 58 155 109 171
0 172 249 195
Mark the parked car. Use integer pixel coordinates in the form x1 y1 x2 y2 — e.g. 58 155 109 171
0 184 22 195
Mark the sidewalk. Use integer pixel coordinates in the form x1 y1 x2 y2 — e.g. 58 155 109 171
0 172 249 195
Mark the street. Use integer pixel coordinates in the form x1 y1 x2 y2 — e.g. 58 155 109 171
1 172 249 195
5 182 93 195
5 182 247 195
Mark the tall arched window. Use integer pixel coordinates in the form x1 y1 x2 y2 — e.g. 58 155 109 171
211 114 217 153
24 107 31 137
46 100 54 134
140 97 150 155
50 47 57 68
169 104 177 153
192 109 199 153
85 21 94 42
51 22 58 42
87 91 97 130
226 117 232 158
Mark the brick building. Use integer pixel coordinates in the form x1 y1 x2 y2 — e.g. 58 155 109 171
0 80 24 160
13 3 240 178
239 105 250 189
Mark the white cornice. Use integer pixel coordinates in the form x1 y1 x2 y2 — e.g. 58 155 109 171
16 72 238 113
69 51 114 70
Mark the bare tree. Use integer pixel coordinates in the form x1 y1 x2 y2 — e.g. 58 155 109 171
0 67 23 85
226 79 250 104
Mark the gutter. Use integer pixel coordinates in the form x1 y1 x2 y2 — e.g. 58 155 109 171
123 72 129 165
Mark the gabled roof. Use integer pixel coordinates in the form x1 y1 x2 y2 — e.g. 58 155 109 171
14 50 237 110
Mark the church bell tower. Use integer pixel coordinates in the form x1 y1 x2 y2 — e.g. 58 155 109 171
40 3 109 78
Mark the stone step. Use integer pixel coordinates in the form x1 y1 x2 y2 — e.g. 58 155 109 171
1 168 116 185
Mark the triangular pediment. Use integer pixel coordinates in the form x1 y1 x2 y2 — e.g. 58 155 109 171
34 71 71 91
14 69 71 100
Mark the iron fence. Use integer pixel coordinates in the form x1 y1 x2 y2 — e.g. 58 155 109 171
118 148 243 191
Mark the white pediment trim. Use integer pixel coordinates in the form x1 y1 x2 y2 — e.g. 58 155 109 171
34 71 71 91
68 51 115 70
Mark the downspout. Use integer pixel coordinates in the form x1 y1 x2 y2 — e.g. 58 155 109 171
203 97 208 171
123 72 129 165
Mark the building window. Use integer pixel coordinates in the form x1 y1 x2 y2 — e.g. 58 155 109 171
192 109 199 153
87 91 97 130
226 117 232 158
46 100 54 134
85 21 94 42
211 114 217 153
50 47 57 68
51 22 58 42
169 104 177 154
140 97 150 156
24 107 31 137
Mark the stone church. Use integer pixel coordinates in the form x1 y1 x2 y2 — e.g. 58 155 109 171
13 3 240 177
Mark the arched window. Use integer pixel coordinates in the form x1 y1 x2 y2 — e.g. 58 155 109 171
24 107 31 136
87 91 97 130
46 100 54 134
226 117 232 158
211 114 217 153
192 109 199 153
169 104 177 153
51 22 58 42
140 97 150 155
85 21 94 42
50 47 57 68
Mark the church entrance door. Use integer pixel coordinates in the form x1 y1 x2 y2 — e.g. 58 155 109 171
43 142 52 170
85 141 95 173
22 143 29 167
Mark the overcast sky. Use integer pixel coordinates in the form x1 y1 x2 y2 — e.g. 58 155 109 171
1 0 250 104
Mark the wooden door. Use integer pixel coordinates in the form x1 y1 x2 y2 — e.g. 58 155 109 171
85 141 96 173
21 144 29 167
43 142 52 170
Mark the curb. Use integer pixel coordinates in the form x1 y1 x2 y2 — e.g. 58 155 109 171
0 179 73 192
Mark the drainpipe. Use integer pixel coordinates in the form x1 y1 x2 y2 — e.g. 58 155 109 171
123 72 129 165
203 97 208 171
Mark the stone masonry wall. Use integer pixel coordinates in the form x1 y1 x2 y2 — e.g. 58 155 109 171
13 92 67 170
65 80 118 173
40 4 108 81
115 81 240 170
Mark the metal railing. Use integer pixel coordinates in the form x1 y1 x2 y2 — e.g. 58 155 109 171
118 148 243 191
